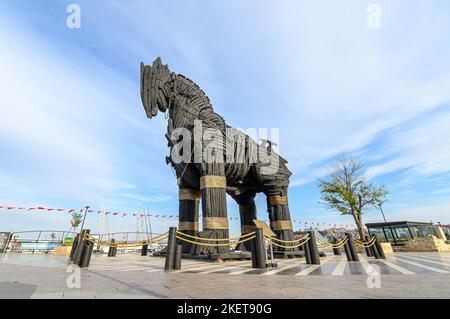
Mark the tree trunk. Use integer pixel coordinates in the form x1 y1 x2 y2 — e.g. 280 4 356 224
352 210 365 240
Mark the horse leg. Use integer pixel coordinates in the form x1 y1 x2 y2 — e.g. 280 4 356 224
230 192 257 251
177 186 201 254
266 187 298 252
197 162 230 255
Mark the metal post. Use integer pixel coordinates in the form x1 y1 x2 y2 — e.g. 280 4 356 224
378 204 387 223
251 235 257 268
141 244 148 256
164 227 177 271
365 236 373 257
345 232 359 262
303 235 312 264
80 241 94 268
108 239 116 257
343 238 353 261
69 233 80 261
73 229 90 266
373 236 386 259
174 244 182 270
371 240 381 259
308 231 320 265
255 228 266 269
332 237 341 256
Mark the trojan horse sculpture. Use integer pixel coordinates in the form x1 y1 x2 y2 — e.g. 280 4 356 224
140 57 297 256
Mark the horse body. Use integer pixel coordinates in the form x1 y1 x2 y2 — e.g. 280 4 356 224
140 57 297 255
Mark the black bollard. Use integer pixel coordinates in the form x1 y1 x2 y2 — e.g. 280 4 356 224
303 233 312 264
107 239 116 257
332 237 342 256
343 238 353 261
365 236 373 257
308 231 320 265
141 244 148 256
345 233 359 262
69 233 80 261
255 228 266 269
174 244 182 270
373 236 386 259
73 229 90 266
250 235 258 268
164 227 177 271
80 241 94 268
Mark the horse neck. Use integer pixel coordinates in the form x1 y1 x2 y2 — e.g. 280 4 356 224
167 76 214 129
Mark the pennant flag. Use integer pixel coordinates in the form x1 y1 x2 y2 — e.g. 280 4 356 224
57 208 65 212
28 208 35 211
68 209 75 213
37 207 46 210
47 208 54 211
18 207 26 210
122 213 127 217
7 207 16 210
113 213 118 216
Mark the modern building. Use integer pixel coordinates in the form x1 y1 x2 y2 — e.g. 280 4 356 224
366 221 437 245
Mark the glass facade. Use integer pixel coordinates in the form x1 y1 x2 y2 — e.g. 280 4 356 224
367 222 437 245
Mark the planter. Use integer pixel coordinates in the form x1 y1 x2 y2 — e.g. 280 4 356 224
52 246 72 256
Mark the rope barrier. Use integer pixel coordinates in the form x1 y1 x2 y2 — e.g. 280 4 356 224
265 233 309 244
315 236 348 248
353 237 377 248
269 237 311 249
175 235 256 247
175 230 255 241
83 231 169 248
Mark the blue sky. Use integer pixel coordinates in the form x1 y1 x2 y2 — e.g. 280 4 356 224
1 1 450 235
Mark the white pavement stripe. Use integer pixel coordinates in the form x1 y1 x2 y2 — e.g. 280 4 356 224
93 266 138 271
119 267 155 272
200 265 248 274
262 264 300 276
402 254 450 262
145 268 163 272
395 254 450 267
174 264 226 273
394 257 449 274
229 267 258 275
379 259 415 275
397 253 450 262
295 256 337 276
295 265 321 276
359 255 376 275
331 260 347 276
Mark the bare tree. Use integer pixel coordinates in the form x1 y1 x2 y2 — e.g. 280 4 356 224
317 153 388 239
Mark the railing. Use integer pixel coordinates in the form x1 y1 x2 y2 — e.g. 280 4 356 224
6 230 77 253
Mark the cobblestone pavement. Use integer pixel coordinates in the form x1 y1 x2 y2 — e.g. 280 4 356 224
1 251 450 298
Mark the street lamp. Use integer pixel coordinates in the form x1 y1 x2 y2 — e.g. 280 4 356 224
378 203 387 223
80 204 90 231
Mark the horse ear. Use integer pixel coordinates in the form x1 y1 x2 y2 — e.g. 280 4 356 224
153 56 162 66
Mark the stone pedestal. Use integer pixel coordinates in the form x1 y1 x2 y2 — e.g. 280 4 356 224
393 235 450 252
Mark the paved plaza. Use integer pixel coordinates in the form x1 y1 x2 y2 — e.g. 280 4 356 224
1 251 450 298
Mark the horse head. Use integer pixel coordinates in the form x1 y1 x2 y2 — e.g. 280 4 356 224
140 57 173 118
